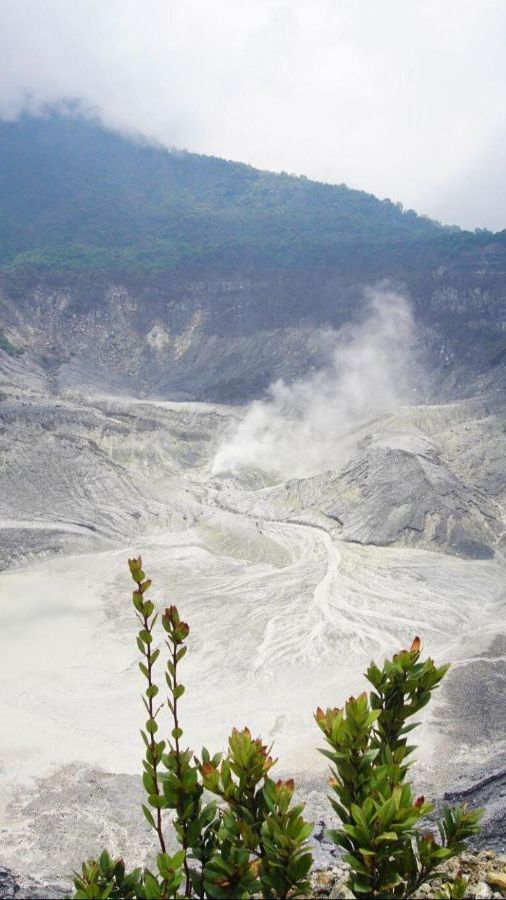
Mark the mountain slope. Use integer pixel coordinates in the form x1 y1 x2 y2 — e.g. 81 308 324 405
1 112 506 402
3 111 505 277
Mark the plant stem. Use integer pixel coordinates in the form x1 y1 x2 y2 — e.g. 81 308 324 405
140 599 166 856
171 641 191 897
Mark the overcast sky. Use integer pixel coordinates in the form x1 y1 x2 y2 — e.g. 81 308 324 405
2 0 506 230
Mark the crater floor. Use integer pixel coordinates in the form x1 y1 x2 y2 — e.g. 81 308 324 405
0 386 505 887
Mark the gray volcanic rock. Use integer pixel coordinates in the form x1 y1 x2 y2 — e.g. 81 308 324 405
0 392 234 568
227 421 504 558
326 439 500 558
1 255 506 407
0 869 18 900
0 868 68 899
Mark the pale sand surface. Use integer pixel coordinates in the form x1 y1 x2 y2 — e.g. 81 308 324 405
1 391 505 883
0 523 504 880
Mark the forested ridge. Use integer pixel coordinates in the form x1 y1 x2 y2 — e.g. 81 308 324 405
1 112 504 278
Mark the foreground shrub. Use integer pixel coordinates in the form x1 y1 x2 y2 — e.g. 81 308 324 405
73 558 482 899
73 558 312 899
315 637 483 898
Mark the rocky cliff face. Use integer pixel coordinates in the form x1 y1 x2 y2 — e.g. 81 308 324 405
1 262 506 404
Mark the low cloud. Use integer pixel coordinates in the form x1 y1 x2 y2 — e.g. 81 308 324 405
1 0 506 229
212 288 415 480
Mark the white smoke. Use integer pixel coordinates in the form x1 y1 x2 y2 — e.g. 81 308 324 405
212 289 415 480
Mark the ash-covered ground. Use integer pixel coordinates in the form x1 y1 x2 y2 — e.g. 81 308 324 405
0 318 505 892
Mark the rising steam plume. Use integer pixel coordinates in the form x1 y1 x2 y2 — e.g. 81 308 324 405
212 289 415 480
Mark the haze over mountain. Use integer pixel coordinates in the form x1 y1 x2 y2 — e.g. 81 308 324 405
1 112 450 273
3 1 506 231
0 113 505 895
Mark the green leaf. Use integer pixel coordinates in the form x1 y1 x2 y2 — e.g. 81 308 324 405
352 877 374 893
143 871 161 898
143 771 156 794
99 850 111 873
432 847 454 860
142 804 156 828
